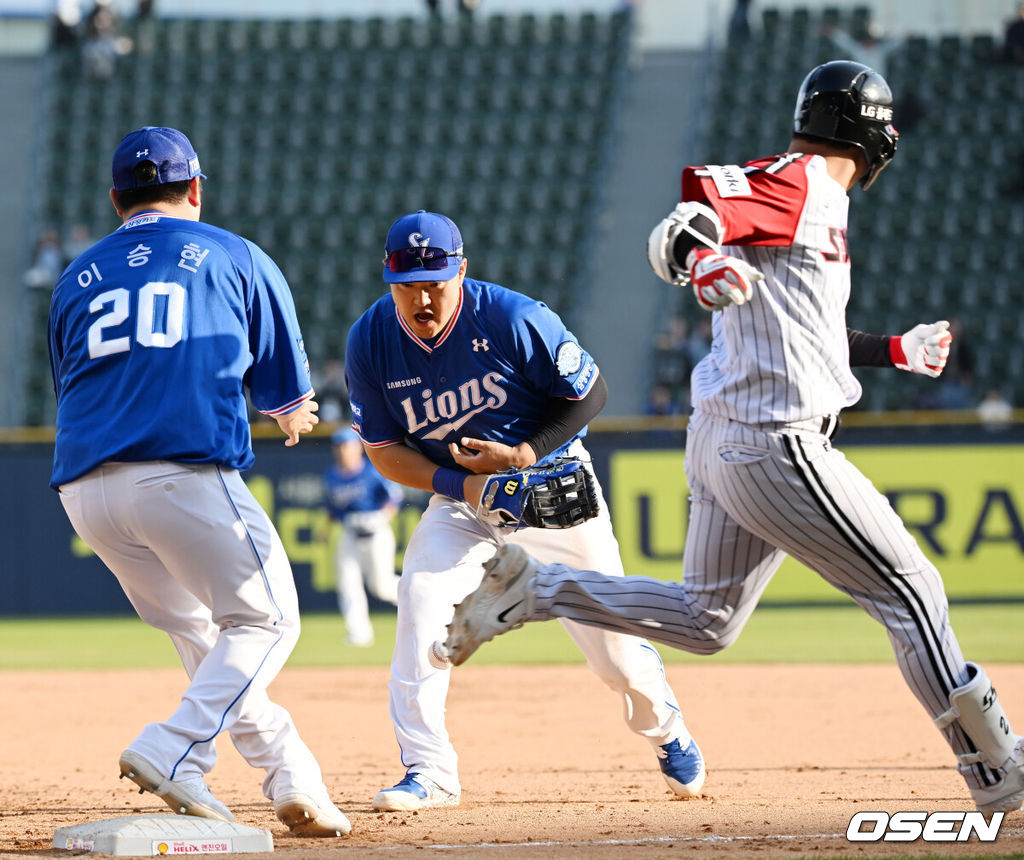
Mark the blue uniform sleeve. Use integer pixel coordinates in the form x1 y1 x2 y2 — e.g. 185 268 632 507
344 313 407 446
243 240 313 415
506 300 599 401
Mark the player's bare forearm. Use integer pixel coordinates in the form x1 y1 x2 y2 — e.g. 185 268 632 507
450 438 537 473
364 441 488 507
274 399 319 447
362 441 483 498
364 442 437 493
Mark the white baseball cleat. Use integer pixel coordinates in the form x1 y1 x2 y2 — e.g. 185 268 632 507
372 773 459 811
274 793 352 837
970 738 1024 815
118 749 234 822
444 543 537 666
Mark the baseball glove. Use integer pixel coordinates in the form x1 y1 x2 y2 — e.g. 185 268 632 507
476 457 600 529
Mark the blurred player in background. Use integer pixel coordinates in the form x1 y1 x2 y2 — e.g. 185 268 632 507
47 126 351 837
324 427 403 647
345 209 704 811
444 62 1024 816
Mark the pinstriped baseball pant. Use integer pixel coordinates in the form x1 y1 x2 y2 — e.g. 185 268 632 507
532 409 1006 792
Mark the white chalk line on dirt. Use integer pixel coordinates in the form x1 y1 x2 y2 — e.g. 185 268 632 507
370 824 1024 852
375 832 848 850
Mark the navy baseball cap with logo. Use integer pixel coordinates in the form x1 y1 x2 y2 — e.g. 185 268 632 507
382 210 464 284
112 126 206 192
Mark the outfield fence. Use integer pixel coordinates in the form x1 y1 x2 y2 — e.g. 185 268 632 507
4 415 1023 616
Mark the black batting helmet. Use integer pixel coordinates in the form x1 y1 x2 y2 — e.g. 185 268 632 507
793 60 898 189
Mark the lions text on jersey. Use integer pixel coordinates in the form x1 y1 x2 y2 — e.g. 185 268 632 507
345 278 598 468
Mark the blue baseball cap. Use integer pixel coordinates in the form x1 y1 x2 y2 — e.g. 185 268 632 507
382 210 464 284
112 126 206 192
332 427 360 445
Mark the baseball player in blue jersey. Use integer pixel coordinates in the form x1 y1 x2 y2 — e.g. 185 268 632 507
48 126 350 837
345 210 703 811
324 427 403 647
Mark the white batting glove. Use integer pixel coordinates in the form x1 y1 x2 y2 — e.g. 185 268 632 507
687 248 764 311
892 320 952 377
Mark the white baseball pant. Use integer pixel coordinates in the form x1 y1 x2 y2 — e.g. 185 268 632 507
58 461 334 805
389 444 689 795
335 511 399 644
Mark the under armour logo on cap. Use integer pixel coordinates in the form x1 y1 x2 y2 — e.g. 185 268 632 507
112 126 206 192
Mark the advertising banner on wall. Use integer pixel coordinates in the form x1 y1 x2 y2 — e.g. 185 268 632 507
608 444 1024 604
4 429 1022 615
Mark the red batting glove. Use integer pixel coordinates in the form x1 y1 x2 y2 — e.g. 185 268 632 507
687 248 764 312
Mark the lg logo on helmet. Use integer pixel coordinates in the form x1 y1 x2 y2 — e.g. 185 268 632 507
846 811 1004 842
860 104 894 121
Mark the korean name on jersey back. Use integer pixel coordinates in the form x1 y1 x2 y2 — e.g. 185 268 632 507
50 214 311 487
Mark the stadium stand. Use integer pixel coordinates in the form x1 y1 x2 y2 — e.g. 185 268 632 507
22 8 632 425
650 5 1024 414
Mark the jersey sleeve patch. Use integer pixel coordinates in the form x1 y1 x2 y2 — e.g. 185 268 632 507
707 164 752 198
555 341 583 377
571 359 597 397
683 156 809 247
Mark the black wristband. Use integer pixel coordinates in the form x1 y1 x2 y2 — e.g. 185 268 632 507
848 328 894 367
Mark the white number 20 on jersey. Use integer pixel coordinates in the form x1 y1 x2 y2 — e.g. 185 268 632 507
87 282 185 359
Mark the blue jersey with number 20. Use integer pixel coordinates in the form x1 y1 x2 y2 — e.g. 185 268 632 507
48 211 312 488
344 278 598 471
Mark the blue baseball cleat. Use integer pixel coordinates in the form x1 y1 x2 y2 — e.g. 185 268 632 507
657 738 706 798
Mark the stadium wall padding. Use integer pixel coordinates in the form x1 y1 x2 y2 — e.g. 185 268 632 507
5 425 1023 616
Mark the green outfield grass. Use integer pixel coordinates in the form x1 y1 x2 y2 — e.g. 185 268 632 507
1 602 1021 671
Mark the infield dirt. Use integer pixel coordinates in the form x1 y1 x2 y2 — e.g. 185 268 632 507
3 663 1023 858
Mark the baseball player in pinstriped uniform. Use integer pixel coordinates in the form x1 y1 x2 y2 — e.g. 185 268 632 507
48 127 350 836
345 210 704 811
443 62 1024 815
